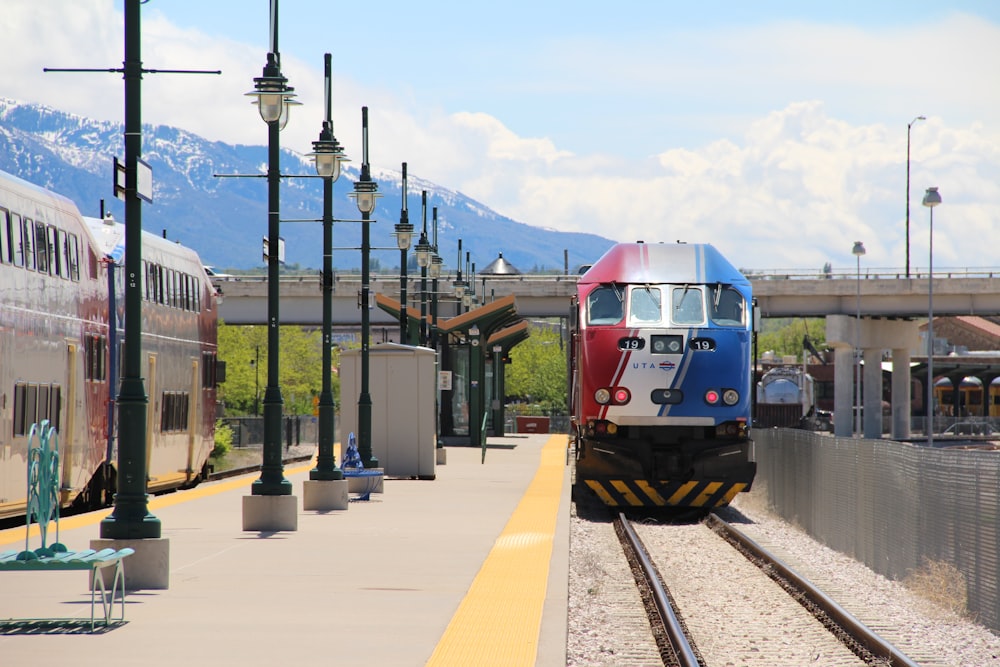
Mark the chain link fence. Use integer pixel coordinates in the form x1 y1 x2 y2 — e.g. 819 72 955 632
754 428 1000 632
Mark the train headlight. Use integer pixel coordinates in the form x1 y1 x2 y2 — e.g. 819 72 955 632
722 389 740 406
613 388 631 404
594 388 611 404
704 389 720 405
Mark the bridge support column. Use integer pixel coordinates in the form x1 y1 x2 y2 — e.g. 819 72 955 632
863 348 883 438
827 315 922 441
831 343 854 437
891 347 912 439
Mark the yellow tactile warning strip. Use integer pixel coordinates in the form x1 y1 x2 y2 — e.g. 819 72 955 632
426 434 566 667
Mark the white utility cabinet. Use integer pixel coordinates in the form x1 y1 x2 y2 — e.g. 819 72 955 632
339 343 437 479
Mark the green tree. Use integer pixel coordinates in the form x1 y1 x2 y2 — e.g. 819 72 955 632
506 325 567 411
756 318 828 361
217 323 339 416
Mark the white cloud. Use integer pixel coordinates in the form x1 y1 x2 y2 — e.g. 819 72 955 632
2 2 999 271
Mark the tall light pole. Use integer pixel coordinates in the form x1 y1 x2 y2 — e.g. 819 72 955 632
852 241 866 437
350 107 381 468
906 115 926 278
430 207 441 351
308 53 347 482
415 191 433 346
101 0 160 538
244 4 298 497
394 163 413 344
923 186 942 446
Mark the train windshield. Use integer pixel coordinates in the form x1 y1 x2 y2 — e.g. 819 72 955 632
587 285 623 325
628 286 662 324
671 286 705 325
708 284 746 327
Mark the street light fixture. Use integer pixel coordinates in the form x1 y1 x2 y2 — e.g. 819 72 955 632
350 106 381 468
308 53 347 482
905 115 926 279
923 186 942 446
852 241 866 437
394 162 414 344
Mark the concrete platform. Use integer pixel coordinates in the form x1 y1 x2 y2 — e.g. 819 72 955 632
0 433 570 666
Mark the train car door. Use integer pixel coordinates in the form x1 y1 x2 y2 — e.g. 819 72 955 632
145 353 157 478
61 341 77 504
186 357 200 482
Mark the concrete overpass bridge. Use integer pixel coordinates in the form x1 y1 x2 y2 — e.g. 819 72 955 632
215 267 1000 442
215 267 1000 325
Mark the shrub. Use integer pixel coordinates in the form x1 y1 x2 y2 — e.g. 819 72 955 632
212 420 233 459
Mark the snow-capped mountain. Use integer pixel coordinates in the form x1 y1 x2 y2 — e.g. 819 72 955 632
0 98 613 272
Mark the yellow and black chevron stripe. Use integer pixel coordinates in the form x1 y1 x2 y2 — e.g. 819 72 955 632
582 479 748 508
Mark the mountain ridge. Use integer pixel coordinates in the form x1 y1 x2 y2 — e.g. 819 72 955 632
0 98 614 273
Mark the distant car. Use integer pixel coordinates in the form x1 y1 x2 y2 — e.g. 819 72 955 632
204 266 236 280
943 422 998 436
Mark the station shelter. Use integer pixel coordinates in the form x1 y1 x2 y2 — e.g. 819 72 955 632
374 293 528 450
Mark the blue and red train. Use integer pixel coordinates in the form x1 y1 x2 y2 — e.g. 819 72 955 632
569 241 756 508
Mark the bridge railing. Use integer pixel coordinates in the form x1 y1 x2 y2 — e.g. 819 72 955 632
744 266 1000 280
212 267 1000 285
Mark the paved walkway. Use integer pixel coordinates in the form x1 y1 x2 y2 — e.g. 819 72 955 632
0 434 570 666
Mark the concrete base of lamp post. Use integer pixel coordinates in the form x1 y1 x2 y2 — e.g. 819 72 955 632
302 479 349 511
242 495 298 532
90 537 170 590
436 448 447 465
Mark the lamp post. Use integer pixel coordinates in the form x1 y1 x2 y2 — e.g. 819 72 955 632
453 238 466 314
308 53 347 482
852 241 866 437
923 186 942 446
100 0 160 538
415 191 433 346
243 9 298 497
905 115 926 278
394 163 413 344
430 206 441 351
350 106 381 468
251 345 260 416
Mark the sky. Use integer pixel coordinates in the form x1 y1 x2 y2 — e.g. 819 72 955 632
3 1 1000 271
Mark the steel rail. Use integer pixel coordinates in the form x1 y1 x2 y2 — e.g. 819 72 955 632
616 512 701 667
707 513 921 667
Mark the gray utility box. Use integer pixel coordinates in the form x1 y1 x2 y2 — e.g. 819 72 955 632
339 343 437 479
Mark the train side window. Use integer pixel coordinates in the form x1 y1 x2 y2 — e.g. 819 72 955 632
67 233 80 281
47 225 63 278
629 286 662 324
13 382 39 436
587 286 623 325
35 221 49 274
0 207 8 264
86 334 107 382
709 285 746 327
21 217 35 270
671 286 705 325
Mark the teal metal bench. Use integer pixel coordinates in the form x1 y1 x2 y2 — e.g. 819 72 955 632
0 421 133 631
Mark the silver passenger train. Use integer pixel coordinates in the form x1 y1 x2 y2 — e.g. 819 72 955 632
0 169 220 521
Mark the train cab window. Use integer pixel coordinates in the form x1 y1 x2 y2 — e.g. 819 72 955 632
587 286 623 325
709 285 746 327
629 286 662 324
671 286 705 325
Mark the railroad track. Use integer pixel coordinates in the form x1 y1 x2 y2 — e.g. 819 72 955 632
615 512 921 667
